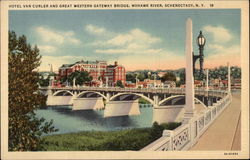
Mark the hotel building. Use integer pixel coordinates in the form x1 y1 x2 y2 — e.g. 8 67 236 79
58 60 126 86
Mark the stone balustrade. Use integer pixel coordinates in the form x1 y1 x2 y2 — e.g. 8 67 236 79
141 94 232 151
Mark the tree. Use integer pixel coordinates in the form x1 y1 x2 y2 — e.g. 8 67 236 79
161 72 176 82
126 73 136 83
8 31 57 151
137 73 146 81
68 70 93 86
176 69 185 87
116 80 124 88
38 74 50 87
60 71 93 86
194 71 205 81
150 122 164 141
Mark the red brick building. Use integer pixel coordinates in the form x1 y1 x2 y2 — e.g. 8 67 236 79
58 60 125 86
105 61 126 86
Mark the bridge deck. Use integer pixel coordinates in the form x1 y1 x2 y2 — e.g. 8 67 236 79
41 87 227 98
190 93 241 150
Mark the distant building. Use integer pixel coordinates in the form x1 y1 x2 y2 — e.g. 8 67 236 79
163 81 176 88
58 60 107 82
105 61 126 86
232 78 241 89
58 60 125 86
125 81 136 88
135 79 162 88
194 80 203 88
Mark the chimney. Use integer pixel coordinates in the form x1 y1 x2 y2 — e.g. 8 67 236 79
114 61 118 66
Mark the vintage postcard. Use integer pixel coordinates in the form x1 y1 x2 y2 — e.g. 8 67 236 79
1 0 249 159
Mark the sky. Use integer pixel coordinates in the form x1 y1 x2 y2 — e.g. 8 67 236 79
9 9 241 72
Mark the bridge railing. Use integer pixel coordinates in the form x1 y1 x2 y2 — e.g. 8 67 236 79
40 86 228 98
141 94 232 151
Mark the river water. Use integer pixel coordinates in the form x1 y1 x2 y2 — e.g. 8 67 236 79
35 104 153 135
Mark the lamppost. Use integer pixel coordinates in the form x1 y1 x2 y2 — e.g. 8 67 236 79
147 72 151 88
193 31 206 75
153 73 156 89
135 74 138 88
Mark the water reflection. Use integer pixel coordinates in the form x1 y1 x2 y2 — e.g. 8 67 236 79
36 105 153 135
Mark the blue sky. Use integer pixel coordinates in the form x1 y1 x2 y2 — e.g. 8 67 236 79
9 9 241 71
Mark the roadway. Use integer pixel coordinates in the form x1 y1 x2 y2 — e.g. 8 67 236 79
190 93 241 150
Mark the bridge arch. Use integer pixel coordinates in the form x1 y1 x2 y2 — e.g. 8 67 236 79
159 95 207 108
53 90 74 96
109 92 154 105
77 91 107 100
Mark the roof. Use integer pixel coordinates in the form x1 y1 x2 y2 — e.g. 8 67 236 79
107 64 124 69
144 79 161 83
59 60 108 69
60 64 74 68
194 80 202 84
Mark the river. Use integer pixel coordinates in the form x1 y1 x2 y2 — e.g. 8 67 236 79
35 104 153 135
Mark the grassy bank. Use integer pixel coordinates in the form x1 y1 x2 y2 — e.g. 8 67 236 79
42 122 181 151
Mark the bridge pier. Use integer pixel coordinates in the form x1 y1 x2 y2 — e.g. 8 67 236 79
47 94 73 106
153 95 159 107
104 99 140 117
106 93 111 102
72 97 104 110
153 105 185 124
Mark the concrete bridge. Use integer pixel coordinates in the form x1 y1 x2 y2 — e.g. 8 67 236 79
40 86 228 121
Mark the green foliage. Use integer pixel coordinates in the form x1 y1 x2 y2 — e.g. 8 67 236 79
38 72 57 87
160 122 182 130
42 129 152 151
137 73 146 81
194 66 241 81
150 122 164 141
8 31 58 151
115 80 124 88
126 73 136 83
138 98 150 104
42 122 181 151
161 72 177 82
176 69 185 87
61 70 92 86
150 122 181 141
38 75 50 87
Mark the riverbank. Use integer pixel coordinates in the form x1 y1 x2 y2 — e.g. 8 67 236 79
42 122 181 151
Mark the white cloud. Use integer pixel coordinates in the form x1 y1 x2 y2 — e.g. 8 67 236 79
107 28 161 47
201 25 240 67
36 27 64 44
92 28 163 55
95 49 127 54
85 24 106 35
203 25 232 43
68 37 81 45
35 26 81 45
37 45 57 53
207 44 240 56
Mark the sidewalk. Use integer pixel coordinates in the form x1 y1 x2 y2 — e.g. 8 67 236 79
190 93 241 150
